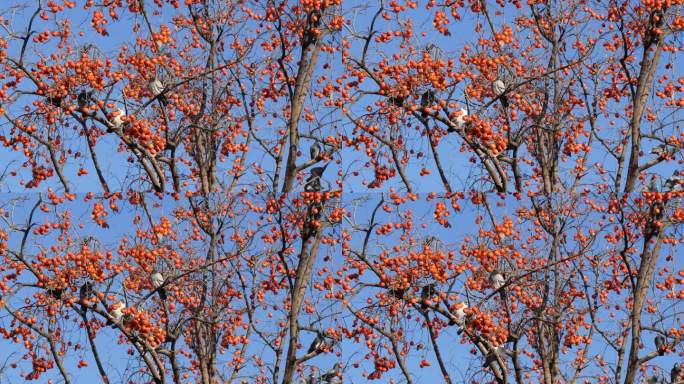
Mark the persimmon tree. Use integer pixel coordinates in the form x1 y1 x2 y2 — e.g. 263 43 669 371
1 0 684 384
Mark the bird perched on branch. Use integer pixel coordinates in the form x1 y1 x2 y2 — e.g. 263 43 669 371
672 363 683 384
310 143 321 160
492 78 509 108
320 368 342 383
454 108 468 128
111 109 125 128
77 90 94 110
79 282 94 313
651 144 668 157
109 302 126 328
46 286 64 300
150 271 167 300
665 172 684 192
305 164 329 192
420 283 436 310
421 89 436 118
150 78 168 106
655 335 666 356
307 332 324 354
450 302 467 327
490 269 506 300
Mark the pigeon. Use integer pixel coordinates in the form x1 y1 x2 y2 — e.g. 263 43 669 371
454 108 468 128
304 164 328 192
150 271 167 300
111 109 125 128
655 335 666 355
673 363 683 384
307 332 324 354
310 143 321 160
420 90 436 118
79 282 94 312
150 78 168 105
492 79 509 108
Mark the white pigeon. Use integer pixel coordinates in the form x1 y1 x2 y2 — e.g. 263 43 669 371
111 109 125 128
492 79 506 97
455 108 467 128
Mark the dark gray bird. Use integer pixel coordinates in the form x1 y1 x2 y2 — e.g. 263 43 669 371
46 95 63 108
420 90 436 118
665 173 684 191
672 363 683 384
420 283 436 310
492 79 509 108
307 332 324 354
46 286 64 300
79 282 94 312
310 143 321 160
320 368 342 383
305 164 328 192
77 90 94 109
651 144 668 156
389 287 406 300
387 95 405 107
655 335 666 355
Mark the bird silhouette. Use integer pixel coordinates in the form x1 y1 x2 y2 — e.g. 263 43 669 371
421 90 436 118
307 332 324 354
320 368 342 383
305 164 328 192
420 283 436 310
77 90 94 109
672 363 683 384
310 143 321 160
655 335 666 355
79 282 94 313
665 173 683 191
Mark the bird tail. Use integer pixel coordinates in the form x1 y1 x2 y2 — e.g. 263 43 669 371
159 289 167 301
